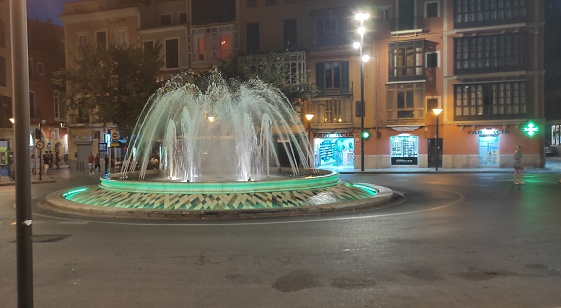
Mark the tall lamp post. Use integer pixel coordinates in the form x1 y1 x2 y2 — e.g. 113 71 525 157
305 114 315 166
433 108 443 171
354 12 369 171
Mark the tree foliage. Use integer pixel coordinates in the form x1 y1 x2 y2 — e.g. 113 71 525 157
218 52 317 113
53 44 164 136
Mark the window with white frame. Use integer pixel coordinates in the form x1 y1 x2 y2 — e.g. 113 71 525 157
426 51 439 68
115 28 128 47
191 25 236 62
76 32 88 48
425 1 439 18
387 83 425 121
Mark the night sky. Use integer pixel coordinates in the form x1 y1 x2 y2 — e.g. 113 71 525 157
26 0 69 25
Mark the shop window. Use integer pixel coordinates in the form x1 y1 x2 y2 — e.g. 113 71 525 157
390 135 418 165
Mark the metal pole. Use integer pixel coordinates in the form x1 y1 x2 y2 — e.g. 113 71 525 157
359 23 365 172
10 0 34 306
435 115 439 172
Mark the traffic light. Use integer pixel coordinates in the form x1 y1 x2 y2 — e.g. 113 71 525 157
361 130 370 139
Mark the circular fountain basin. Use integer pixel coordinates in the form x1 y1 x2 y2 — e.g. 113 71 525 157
47 169 394 218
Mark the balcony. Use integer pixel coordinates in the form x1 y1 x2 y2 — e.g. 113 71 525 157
316 82 353 97
390 17 428 34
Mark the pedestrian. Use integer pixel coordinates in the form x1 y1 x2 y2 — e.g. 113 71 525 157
87 152 95 175
48 151 54 168
94 153 101 173
43 151 50 175
104 154 109 174
513 145 524 184
55 151 60 169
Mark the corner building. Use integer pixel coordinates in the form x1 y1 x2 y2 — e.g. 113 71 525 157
240 0 545 169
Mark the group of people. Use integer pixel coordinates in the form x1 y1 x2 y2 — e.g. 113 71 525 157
87 153 101 175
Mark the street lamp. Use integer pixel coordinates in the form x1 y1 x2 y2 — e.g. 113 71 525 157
355 12 369 171
432 108 443 171
9 118 15 124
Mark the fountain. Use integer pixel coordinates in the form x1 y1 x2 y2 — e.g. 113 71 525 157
51 71 393 216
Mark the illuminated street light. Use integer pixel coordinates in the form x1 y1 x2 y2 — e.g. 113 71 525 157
9 118 15 123
355 12 369 171
305 114 315 165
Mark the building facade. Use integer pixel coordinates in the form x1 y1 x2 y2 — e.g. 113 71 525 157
61 0 545 170
0 0 67 176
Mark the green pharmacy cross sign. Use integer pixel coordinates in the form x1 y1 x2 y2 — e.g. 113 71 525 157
523 122 539 137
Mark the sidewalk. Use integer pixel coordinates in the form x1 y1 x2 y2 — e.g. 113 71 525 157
1 158 560 186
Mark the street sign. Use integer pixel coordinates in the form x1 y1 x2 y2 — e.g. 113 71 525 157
98 143 108 152
111 131 119 139
36 140 45 149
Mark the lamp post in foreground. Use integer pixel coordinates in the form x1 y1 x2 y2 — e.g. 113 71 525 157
433 108 443 171
355 12 369 171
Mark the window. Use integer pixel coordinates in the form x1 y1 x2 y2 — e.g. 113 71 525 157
397 0 416 31
143 41 154 51
387 83 425 121
165 39 179 68
179 12 187 24
389 41 425 81
219 35 232 59
0 95 11 129
191 25 237 62
426 2 439 18
247 22 260 53
454 33 525 74
312 9 349 47
96 31 107 51
37 62 44 75
53 90 65 120
76 33 88 48
427 97 440 111
454 82 527 120
0 56 6 86
323 99 343 123
426 52 439 68
283 19 297 50
266 0 276 5
247 0 257 7
378 6 391 22
29 91 36 118
161 14 172 26
115 28 128 47
454 0 527 27
315 61 350 95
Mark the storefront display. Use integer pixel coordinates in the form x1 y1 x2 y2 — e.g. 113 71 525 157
313 133 354 168
390 135 418 165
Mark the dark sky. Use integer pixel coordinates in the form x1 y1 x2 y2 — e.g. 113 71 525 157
26 0 69 25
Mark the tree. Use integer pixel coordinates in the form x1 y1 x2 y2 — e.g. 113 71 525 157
53 44 164 137
219 52 317 113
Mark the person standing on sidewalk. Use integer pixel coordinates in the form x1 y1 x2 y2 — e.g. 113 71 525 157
513 146 524 184
94 153 101 173
87 153 95 175
104 154 109 174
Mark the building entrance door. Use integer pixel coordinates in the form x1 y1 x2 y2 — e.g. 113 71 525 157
478 135 499 167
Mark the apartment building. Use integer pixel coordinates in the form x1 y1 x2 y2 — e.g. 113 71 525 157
0 0 66 176
61 0 238 167
240 0 545 169
61 0 545 170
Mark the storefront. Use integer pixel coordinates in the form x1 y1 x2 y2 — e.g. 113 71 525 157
313 132 354 169
390 134 419 166
468 128 510 167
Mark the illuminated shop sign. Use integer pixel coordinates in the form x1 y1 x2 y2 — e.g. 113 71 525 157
314 132 354 138
468 129 510 135
390 135 418 166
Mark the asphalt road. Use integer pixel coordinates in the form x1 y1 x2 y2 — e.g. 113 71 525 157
1 171 561 307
